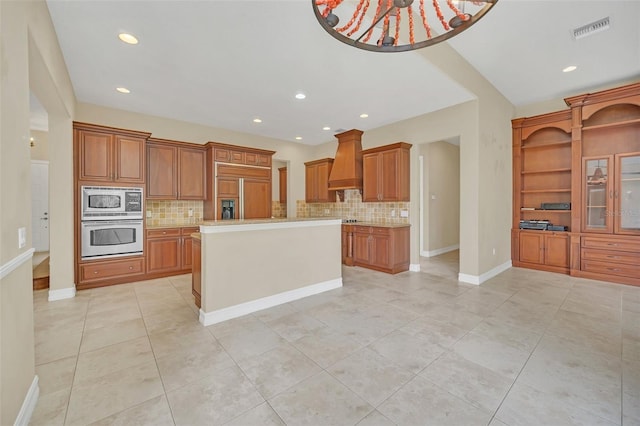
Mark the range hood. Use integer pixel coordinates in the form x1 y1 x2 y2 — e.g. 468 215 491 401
328 129 363 190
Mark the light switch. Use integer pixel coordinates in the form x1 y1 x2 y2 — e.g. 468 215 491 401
146 210 152 218
188 208 194 217
18 227 26 249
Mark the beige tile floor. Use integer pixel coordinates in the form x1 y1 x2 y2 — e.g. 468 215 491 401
30 252 640 425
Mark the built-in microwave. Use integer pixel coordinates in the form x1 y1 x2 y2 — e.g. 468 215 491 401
81 186 143 220
81 220 143 259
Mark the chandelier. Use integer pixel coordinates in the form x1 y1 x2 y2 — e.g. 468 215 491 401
313 0 498 52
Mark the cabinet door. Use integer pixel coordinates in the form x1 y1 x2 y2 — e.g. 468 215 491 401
316 161 333 202
615 153 640 235
279 167 287 203
243 179 271 219
371 234 391 269
544 233 569 268
182 236 193 269
192 238 202 308
362 154 380 201
380 150 399 201
305 165 318 202
217 177 239 197
582 156 613 233
353 233 371 264
147 144 177 199
78 130 112 182
519 232 544 264
114 135 145 183
178 147 206 200
147 238 181 273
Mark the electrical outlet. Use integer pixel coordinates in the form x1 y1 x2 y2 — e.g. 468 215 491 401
391 210 396 217
324 209 330 214
188 208 193 217
492 248 496 255
18 227 26 249
146 210 152 218
400 210 409 218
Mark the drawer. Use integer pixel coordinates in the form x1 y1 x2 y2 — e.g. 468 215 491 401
81 258 145 282
353 225 391 235
581 237 640 252
581 248 640 265
181 227 199 235
581 259 640 278
146 228 181 238
373 227 390 235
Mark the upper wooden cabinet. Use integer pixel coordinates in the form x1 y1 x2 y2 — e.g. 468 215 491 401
75 122 150 184
305 158 336 203
279 167 287 203
362 143 411 202
147 138 206 200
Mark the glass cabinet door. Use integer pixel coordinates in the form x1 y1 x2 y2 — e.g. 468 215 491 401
583 157 612 233
616 153 640 234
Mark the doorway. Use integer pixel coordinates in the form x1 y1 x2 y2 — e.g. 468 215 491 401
418 139 461 278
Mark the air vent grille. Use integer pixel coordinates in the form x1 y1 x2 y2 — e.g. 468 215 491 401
573 17 610 40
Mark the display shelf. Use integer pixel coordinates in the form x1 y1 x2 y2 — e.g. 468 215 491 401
521 141 571 150
521 209 571 213
521 189 571 194
582 118 640 132
521 168 571 175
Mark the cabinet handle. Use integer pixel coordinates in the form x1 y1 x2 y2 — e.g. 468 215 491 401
129 266 133 270
94 271 98 274
607 243 618 246
607 255 619 259
607 268 621 272
162 231 166 235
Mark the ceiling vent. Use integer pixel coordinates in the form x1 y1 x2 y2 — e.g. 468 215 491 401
573 17 610 40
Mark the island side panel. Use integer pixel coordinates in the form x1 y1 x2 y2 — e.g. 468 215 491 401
200 222 341 320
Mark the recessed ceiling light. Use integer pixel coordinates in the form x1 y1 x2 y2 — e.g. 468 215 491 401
295 93 306 100
360 113 369 118
563 65 577 73
116 87 130 94
253 118 262 123
322 126 331 131
118 33 139 45
295 136 302 140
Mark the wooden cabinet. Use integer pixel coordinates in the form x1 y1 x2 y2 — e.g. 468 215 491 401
305 158 336 203
352 225 410 274
513 82 640 286
75 122 149 184
147 139 206 200
204 143 275 220
146 226 198 277
511 111 573 274
78 257 145 289
279 167 287 203
517 231 569 271
362 143 411 202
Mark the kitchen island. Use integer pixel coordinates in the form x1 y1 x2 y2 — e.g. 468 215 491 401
193 217 342 326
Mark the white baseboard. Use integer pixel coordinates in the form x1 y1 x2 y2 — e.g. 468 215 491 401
0 248 34 280
409 264 421 272
199 278 343 326
14 375 39 426
421 244 459 258
458 260 512 285
48 286 76 301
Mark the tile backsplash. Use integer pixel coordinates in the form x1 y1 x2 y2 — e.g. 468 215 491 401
296 189 410 224
272 201 287 218
146 200 203 226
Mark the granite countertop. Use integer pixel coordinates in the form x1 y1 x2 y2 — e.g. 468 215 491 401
145 222 203 229
200 217 340 227
341 221 410 228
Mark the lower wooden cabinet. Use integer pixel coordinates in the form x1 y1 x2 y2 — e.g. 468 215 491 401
78 257 145 289
351 225 410 274
516 231 569 272
192 237 202 308
579 235 640 285
146 226 199 277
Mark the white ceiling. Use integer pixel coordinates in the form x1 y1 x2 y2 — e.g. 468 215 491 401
45 0 640 145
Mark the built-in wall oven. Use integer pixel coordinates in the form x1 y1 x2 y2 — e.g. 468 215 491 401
80 186 144 260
